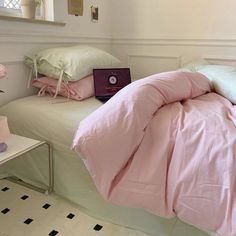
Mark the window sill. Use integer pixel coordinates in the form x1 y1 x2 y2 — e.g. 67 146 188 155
0 15 65 26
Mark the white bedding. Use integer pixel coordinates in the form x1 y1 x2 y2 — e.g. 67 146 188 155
0 95 213 236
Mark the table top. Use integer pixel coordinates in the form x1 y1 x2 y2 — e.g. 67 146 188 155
0 134 44 165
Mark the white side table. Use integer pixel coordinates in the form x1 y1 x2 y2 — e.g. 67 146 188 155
0 134 53 194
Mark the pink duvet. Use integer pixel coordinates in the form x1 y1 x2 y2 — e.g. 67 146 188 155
72 71 236 236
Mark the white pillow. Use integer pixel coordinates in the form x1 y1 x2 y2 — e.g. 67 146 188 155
198 65 236 104
24 45 121 82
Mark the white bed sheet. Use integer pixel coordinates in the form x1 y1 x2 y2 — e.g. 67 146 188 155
0 95 214 236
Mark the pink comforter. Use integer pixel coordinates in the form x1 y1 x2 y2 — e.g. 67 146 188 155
72 71 236 236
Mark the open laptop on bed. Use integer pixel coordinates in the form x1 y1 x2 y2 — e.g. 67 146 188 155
93 68 131 102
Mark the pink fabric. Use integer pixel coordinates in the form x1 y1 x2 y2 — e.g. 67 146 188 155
73 71 236 236
32 75 95 100
0 64 7 79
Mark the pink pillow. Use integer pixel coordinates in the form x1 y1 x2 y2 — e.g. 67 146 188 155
32 75 95 101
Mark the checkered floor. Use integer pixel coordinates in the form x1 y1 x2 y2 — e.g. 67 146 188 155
0 179 150 236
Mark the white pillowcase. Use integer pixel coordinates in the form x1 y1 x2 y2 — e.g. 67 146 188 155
198 65 236 104
179 59 236 104
24 45 121 82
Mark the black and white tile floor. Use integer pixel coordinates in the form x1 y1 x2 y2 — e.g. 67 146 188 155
0 179 150 236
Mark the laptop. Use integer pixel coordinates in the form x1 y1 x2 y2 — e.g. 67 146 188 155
93 68 131 102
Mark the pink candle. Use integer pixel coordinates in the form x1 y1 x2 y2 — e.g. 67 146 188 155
0 64 7 93
0 116 10 143
0 64 7 79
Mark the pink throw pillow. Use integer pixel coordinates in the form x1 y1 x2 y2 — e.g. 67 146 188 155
32 75 95 101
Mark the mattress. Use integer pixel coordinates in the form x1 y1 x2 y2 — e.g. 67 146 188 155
0 95 214 236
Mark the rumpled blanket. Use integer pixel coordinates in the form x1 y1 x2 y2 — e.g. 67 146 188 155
73 71 236 236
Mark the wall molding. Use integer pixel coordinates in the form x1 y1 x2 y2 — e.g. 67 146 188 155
0 58 23 65
0 28 112 44
126 54 183 80
203 55 236 62
127 54 182 68
201 56 236 67
112 38 236 47
3 28 236 46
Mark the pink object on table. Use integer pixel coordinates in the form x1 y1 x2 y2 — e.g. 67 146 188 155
0 143 7 152
0 64 7 79
31 75 95 101
0 116 10 143
73 71 236 236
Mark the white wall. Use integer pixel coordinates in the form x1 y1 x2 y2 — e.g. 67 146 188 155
54 0 112 38
111 0 236 39
111 0 236 80
2 0 236 105
0 0 112 106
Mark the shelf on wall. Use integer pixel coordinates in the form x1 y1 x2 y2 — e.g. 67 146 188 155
0 15 65 26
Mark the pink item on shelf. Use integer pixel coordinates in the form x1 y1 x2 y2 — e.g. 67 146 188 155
73 71 236 236
31 75 95 101
0 116 10 143
0 64 7 79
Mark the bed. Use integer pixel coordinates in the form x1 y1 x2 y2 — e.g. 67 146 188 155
0 94 212 236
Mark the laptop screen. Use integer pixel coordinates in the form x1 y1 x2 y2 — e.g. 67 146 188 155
93 68 131 102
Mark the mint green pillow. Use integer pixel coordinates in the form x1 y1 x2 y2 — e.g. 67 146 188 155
198 65 236 104
24 45 121 82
